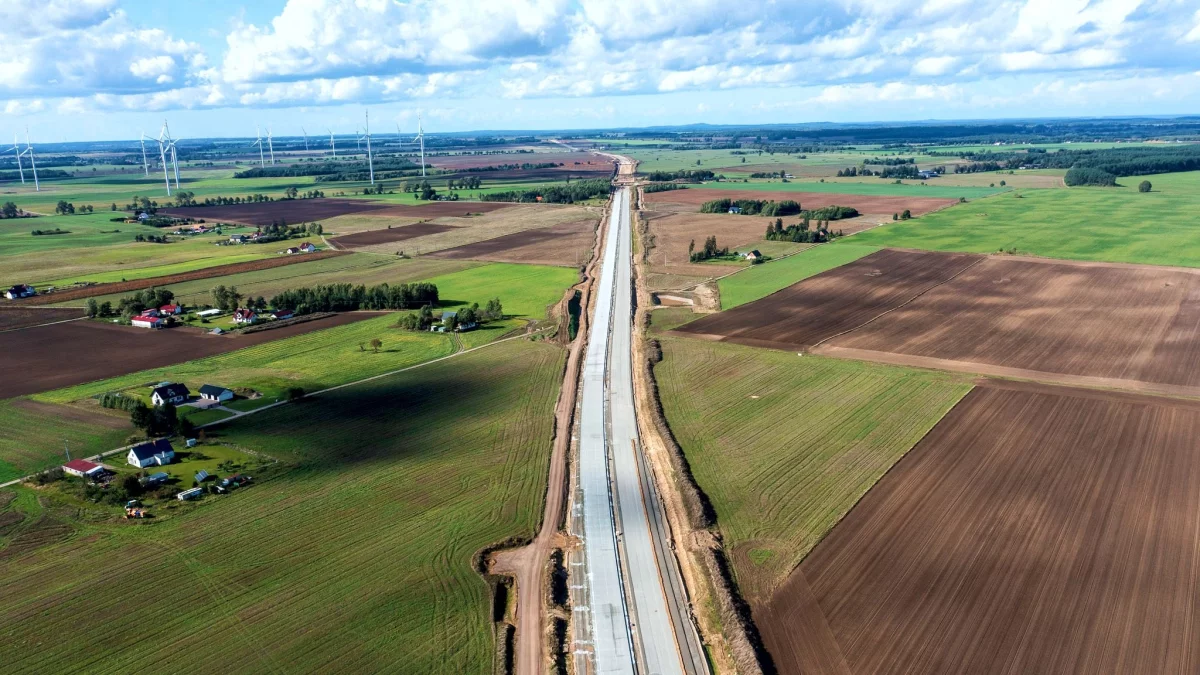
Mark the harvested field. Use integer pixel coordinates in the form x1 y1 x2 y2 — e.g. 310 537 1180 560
0 307 83 330
428 219 596 266
644 212 782 279
158 199 513 226
5 250 348 305
0 312 374 399
762 381 1200 675
644 188 958 216
330 222 460 248
674 249 983 350
431 151 612 171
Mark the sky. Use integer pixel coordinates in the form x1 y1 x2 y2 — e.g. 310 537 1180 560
2 0 1200 142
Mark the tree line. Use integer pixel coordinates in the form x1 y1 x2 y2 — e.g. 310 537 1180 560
643 169 716 181
699 198 802 217
764 217 845 243
642 182 685 193
480 179 611 204
948 145 1200 179
270 281 440 314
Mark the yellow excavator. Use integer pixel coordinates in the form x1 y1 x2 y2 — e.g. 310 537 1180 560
124 500 148 519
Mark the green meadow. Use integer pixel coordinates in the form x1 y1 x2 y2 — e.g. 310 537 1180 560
717 243 879 309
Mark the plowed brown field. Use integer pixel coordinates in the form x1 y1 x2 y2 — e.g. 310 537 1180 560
329 222 460 248
4 251 348 305
427 219 596 266
673 249 982 349
0 308 84 331
761 381 1200 675
644 188 957 215
0 313 374 399
158 199 512 226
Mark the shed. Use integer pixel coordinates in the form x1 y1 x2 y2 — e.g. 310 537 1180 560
63 459 104 478
131 316 164 329
196 308 222 317
271 309 294 320
198 384 234 402
177 487 203 501
127 439 175 468
744 250 763 261
143 472 170 487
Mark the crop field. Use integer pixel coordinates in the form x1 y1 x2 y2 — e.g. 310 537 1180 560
851 171 1200 266
644 188 967 218
717 243 879 309
653 338 971 604
676 248 982 349
428 218 596 267
158 199 514 227
52 255 477 309
0 339 565 673
0 307 83 330
0 313 375 401
330 222 461 247
333 204 600 256
424 262 577 319
642 211 790 281
874 168 1065 188
0 398 130 482
683 180 1002 200
763 381 1200 674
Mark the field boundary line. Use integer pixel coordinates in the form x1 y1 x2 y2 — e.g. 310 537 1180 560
0 327 551 489
809 255 986 351
0 316 87 333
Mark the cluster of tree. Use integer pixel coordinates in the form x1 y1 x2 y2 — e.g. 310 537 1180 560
835 167 867 177
171 191 199 207
642 182 685 193
84 299 114 318
124 195 158 213
2 201 28 218
687 236 729 262
0 168 70 181
31 228 70 236
234 159 420 180
764 217 844 243
253 220 322 243
480 179 611 204
55 201 93 214
133 233 169 243
446 176 483 190
1064 167 1118 187
892 210 914 220
865 157 915 165
950 145 1200 178
798 206 854 222
458 162 561 172
117 287 175 318
98 391 144 412
211 285 244 311
643 170 716 182
699 198 802 217
954 162 1004 174
878 165 924 179
749 170 789 179
142 215 198 228
403 180 439 200
270 281 440 314
131 401 193 438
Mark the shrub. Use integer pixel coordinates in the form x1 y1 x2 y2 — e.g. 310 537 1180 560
1138 180 1152 193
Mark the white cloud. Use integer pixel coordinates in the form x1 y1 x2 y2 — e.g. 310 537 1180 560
912 56 958 76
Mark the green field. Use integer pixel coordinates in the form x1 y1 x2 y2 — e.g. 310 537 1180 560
52 254 479 308
0 400 131 483
717 243 879 309
0 338 564 672
654 338 972 603
693 179 1002 200
852 171 1200 266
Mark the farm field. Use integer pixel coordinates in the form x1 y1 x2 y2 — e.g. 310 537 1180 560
851 171 1200 266
717 243 880 309
0 313 377 401
653 338 971 604
644 187 962 217
672 179 1001 200
0 339 565 673
158 199 514 227
641 211 789 282
428 217 596 267
763 381 1200 674
51 254 476 309
0 399 130 482
0 307 83 330
676 248 982 349
330 222 461 247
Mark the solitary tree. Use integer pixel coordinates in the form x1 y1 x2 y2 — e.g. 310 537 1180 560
2 201 19 218
370 338 383 353
1139 180 1152 193
86 298 99 318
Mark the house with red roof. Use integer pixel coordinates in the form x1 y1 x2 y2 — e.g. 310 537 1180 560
159 304 182 315
63 459 105 479
233 308 258 324
131 315 164 329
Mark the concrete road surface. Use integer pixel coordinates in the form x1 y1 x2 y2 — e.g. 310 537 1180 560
578 185 705 674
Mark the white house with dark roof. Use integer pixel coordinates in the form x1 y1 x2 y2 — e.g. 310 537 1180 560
127 439 175 468
151 383 190 406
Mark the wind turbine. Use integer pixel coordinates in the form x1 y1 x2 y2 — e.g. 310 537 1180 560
354 127 361 153
6 135 25 185
361 110 374 185
160 121 181 189
22 129 40 192
301 126 309 152
267 126 276 165
327 128 336 157
412 113 426 177
156 125 172 196
139 132 150 176
396 122 404 152
252 126 265 167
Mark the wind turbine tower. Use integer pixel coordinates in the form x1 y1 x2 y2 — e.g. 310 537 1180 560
139 132 150 176
159 121 181 189
327 128 337 157
252 126 265 167
22 129 40 192
267 126 276 164
413 113 426 177
7 135 25 185
156 126 172 196
302 127 309 152
363 110 375 185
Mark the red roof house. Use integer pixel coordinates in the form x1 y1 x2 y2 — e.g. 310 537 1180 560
160 304 182 315
63 459 104 478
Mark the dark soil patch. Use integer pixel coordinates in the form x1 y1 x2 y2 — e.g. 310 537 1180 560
0 307 84 330
158 198 395 226
331 222 461 248
428 219 596 266
0 312 378 399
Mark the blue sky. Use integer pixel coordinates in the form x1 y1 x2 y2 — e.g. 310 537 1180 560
3 0 1200 141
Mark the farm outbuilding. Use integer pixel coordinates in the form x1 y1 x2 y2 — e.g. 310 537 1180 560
744 250 763 261
151 383 190 406
131 316 164 329
127 439 175 468
5 284 35 299
196 309 222 317
176 487 203 501
198 384 234 402
62 459 105 478
271 309 294 320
